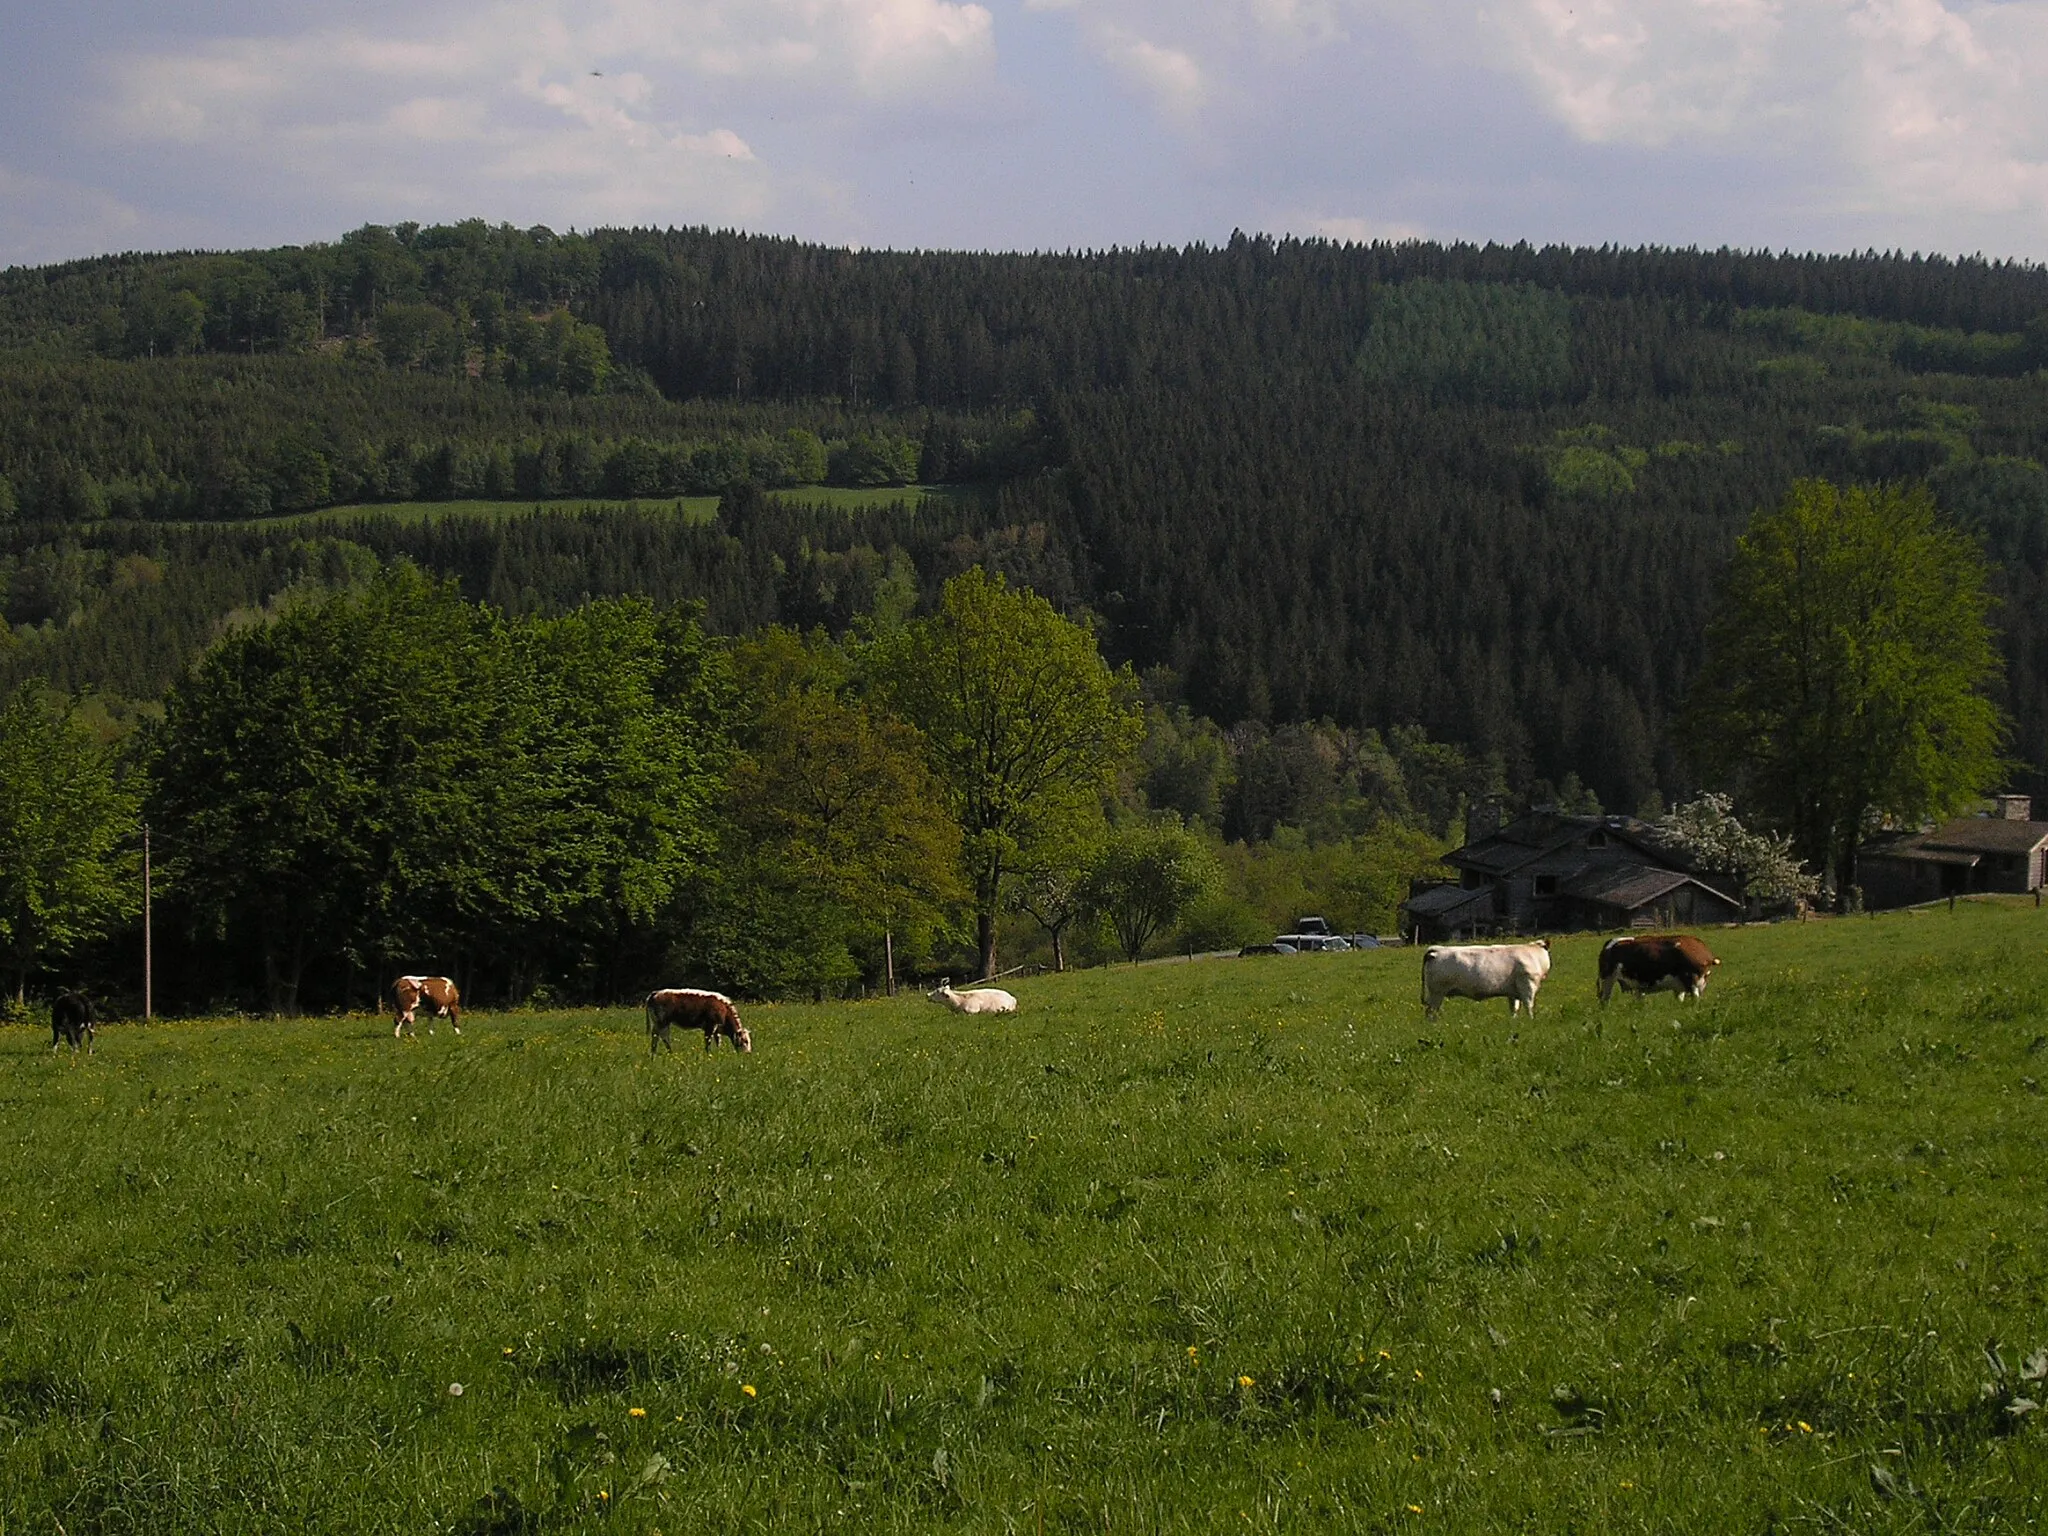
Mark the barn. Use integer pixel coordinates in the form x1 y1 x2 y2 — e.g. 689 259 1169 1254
1858 795 2048 910
1402 806 1740 942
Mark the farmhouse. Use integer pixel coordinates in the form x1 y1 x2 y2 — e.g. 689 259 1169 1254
1858 795 2048 910
1403 806 1740 942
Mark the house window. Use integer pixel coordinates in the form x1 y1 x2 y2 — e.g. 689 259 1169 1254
1535 876 1558 896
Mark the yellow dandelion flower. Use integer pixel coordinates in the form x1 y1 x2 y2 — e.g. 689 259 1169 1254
1377 1350 1392 1360
1238 1375 1255 1388
1797 1421 1812 1433
1187 1346 1199 1358
502 1347 515 1357
1620 1481 1635 1489
742 1384 757 1398
1414 1370 1424 1381
628 1407 646 1419
1406 1505 1423 1514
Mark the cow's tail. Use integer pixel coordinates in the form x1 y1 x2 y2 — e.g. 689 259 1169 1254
645 993 658 1035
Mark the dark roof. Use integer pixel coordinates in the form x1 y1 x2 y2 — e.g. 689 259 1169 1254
1402 884 1496 917
1565 865 1740 913
1920 817 2048 855
1863 817 2048 863
1448 810 1698 879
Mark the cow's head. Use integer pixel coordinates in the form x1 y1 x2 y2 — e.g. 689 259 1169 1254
732 1021 753 1053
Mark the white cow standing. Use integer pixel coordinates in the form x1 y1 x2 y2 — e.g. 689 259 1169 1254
928 981 1018 1015
1421 941 1551 1019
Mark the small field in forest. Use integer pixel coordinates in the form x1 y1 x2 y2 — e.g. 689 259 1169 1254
3 903 2045 1532
193 483 961 531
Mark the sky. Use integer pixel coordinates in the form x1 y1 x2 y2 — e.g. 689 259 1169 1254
3 0 2047 267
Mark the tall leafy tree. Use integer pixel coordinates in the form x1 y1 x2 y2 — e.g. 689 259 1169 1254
1685 479 2006 901
712 628 961 994
867 568 1141 978
1081 818 1218 964
146 569 494 1010
0 683 139 1003
146 571 728 1010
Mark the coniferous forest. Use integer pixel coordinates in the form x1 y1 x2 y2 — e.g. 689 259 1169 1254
3 223 2047 1009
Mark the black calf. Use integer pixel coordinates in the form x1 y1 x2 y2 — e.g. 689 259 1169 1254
51 991 95 1054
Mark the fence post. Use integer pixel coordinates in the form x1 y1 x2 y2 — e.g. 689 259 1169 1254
143 824 152 1021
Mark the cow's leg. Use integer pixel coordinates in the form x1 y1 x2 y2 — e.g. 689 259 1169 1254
449 1005 461 1036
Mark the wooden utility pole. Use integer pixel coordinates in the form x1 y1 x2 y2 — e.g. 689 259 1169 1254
143 824 152 1021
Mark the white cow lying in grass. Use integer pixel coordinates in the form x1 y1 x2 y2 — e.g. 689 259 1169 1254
928 981 1018 1015
1421 940 1551 1019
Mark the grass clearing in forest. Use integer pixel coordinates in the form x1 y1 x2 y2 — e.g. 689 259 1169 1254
3 903 2045 1531
204 484 962 532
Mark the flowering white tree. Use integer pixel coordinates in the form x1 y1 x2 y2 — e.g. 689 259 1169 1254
1656 793 1819 910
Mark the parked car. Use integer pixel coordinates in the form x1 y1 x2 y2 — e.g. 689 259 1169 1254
1292 916 1332 936
1345 934 1381 949
1276 933 1350 952
1239 942 1296 956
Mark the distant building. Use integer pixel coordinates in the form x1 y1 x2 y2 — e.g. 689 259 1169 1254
1402 806 1741 943
1858 795 2048 910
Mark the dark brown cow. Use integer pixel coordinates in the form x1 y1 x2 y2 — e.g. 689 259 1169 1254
647 988 751 1054
393 975 462 1037
51 991 95 1054
1597 935 1720 1003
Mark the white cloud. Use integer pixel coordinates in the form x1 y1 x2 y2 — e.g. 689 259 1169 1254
101 0 995 230
1015 0 2048 234
1442 0 2048 223
1840 0 2048 217
1480 0 1791 146
1095 26 1207 114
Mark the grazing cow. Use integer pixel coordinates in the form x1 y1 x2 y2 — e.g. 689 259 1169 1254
647 988 752 1053
393 975 462 1037
927 981 1018 1015
50 991 95 1054
1421 941 1552 1020
1597 934 1720 1003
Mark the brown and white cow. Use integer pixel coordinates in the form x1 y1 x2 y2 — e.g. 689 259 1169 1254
393 975 462 1037
1597 934 1719 1003
647 988 752 1054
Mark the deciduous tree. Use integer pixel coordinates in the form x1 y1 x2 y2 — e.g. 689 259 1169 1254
1081 818 1218 965
867 569 1141 978
1685 479 2006 901
0 684 139 1003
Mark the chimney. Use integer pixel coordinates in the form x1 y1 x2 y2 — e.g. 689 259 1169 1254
1464 798 1502 847
1995 793 2033 821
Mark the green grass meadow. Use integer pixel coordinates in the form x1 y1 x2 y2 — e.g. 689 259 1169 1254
4 905 2045 1532
214 484 961 532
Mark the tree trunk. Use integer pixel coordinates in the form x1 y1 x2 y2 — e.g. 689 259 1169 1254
1833 843 1859 914
884 929 896 997
1050 924 1066 973
264 944 305 1016
977 908 998 981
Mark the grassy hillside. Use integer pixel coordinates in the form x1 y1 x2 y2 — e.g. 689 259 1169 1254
4 905 2045 1530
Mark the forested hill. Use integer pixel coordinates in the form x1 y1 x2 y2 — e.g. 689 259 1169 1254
4 223 2048 808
